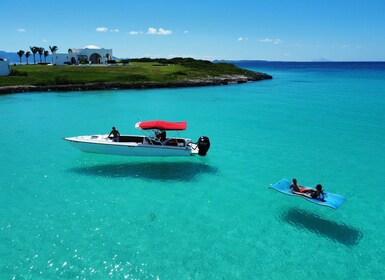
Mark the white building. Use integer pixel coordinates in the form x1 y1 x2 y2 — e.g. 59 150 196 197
52 45 113 65
0 59 11 76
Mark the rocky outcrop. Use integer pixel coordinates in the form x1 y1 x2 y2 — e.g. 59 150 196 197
0 73 272 94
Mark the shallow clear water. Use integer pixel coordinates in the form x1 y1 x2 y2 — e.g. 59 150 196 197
1 62 385 279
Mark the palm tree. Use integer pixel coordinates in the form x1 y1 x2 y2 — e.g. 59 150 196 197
49 45 58 53
105 53 110 63
37 47 45 63
44 50 49 63
17 50 25 65
49 45 58 64
30 46 38 64
25 51 31 65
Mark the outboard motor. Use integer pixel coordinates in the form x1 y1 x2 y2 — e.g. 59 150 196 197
197 136 210 156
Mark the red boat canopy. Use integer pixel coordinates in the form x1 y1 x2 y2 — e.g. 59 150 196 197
135 120 187 131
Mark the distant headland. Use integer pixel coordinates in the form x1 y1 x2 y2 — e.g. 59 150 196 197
0 57 272 94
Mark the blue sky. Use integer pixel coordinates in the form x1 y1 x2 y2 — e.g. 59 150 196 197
1 0 385 61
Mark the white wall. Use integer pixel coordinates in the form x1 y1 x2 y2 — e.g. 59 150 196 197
52 48 113 65
53 54 76 65
0 60 11 76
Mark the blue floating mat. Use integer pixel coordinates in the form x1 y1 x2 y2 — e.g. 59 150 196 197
270 178 346 210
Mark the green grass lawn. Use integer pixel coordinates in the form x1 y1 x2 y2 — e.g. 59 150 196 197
0 59 259 87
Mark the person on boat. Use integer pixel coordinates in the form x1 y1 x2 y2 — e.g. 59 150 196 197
108 126 120 142
155 130 167 142
289 178 313 193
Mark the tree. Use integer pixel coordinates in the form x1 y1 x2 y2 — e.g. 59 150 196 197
68 48 73 54
30 46 38 64
44 50 49 63
25 51 31 65
49 45 58 53
37 47 45 63
17 50 25 65
49 45 58 64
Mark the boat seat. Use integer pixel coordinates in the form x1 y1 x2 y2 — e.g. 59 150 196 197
164 138 185 147
119 135 144 143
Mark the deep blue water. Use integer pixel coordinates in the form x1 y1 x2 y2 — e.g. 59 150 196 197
1 62 385 279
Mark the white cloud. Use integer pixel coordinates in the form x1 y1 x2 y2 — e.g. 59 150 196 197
128 27 173 36
259 38 273 43
147 27 157 35
96 27 109 32
17 28 26 32
238 37 248 42
274 39 283 44
96 27 119 33
147 27 172 35
258 38 282 45
184 30 189 34
129 31 141 35
158 28 172 35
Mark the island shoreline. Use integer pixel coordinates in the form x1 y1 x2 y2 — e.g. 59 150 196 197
0 73 272 95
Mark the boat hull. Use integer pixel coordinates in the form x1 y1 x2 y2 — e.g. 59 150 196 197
64 135 197 157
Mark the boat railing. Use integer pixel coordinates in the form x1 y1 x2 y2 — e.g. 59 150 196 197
145 136 163 145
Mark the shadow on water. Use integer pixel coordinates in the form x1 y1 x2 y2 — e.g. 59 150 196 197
281 207 363 247
68 161 218 181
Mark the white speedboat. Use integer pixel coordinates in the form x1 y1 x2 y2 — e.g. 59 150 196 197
64 120 210 157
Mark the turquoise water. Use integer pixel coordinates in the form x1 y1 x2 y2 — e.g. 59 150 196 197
1 62 385 279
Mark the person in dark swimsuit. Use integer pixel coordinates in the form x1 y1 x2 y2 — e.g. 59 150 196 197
292 182 326 201
156 130 167 142
309 184 326 201
108 126 120 142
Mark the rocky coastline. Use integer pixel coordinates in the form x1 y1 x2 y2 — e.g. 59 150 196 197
0 73 272 94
